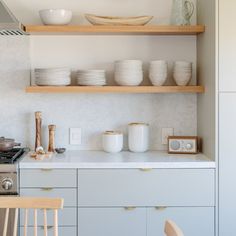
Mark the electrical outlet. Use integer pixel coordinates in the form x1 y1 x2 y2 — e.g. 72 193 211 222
70 128 82 145
161 128 174 145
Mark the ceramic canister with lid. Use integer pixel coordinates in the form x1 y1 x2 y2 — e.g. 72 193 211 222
128 123 149 152
102 131 123 153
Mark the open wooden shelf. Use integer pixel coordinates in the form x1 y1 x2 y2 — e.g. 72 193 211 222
25 25 205 35
25 86 204 94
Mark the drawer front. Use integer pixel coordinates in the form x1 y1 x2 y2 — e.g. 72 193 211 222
78 169 215 207
20 188 77 207
20 226 76 236
147 207 215 236
78 207 146 236
20 169 77 187
20 208 76 226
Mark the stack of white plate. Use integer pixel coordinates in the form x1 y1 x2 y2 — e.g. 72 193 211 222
76 70 106 86
114 60 143 86
35 67 71 86
149 60 168 86
173 61 192 86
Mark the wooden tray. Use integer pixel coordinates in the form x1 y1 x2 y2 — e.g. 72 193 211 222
85 14 153 26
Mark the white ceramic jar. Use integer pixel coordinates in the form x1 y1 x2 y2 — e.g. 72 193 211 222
102 131 123 153
128 123 149 152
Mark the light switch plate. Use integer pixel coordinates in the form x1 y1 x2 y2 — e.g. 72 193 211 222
70 128 82 145
162 128 174 145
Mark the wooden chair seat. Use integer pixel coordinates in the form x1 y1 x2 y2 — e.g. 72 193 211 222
0 197 64 236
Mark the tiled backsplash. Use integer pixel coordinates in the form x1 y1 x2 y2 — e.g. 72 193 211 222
0 37 197 151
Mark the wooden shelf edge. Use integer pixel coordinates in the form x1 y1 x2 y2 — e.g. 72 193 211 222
25 25 205 35
25 86 205 94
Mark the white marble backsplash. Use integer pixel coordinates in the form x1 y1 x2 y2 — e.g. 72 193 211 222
0 36 197 151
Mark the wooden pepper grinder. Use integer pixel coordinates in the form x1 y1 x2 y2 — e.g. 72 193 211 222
35 111 42 151
48 125 56 153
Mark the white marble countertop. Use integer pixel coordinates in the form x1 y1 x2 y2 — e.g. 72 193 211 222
19 151 215 169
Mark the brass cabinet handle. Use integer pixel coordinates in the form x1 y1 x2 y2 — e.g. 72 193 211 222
124 207 136 211
139 168 152 172
41 187 53 191
155 206 167 211
40 226 53 230
41 168 53 171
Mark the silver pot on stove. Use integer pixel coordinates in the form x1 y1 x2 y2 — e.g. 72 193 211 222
0 137 21 151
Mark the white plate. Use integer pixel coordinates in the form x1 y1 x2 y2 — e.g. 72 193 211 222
35 67 70 73
36 77 71 81
36 81 71 86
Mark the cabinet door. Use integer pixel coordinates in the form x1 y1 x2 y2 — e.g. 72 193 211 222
219 93 236 235
78 169 214 207
147 207 215 236
20 188 77 207
20 226 76 236
219 0 236 91
78 208 146 236
20 169 77 188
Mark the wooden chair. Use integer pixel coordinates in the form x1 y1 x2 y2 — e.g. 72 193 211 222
164 220 184 236
0 197 64 236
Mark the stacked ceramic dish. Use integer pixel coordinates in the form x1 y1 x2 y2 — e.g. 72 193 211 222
173 61 192 86
76 70 106 86
114 60 143 86
35 67 71 86
149 60 168 86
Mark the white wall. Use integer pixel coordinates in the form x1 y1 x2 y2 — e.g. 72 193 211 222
197 0 216 160
0 0 198 151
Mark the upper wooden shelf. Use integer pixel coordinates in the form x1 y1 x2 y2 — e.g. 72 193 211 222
25 86 204 94
25 25 205 35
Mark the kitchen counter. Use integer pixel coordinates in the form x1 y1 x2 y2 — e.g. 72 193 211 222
19 151 215 169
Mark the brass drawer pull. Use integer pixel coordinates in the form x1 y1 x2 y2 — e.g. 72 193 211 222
139 168 152 172
155 206 167 211
41 168 53 171
40 226 53 230
41 187 53 191
124 207 136 211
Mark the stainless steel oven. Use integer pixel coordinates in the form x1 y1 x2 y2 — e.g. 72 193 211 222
0 148 26 236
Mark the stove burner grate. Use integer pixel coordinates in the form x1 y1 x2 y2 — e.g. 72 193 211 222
0 148 25 164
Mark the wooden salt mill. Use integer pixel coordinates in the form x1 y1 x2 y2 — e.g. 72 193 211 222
35 111 42 151
48 125 56 153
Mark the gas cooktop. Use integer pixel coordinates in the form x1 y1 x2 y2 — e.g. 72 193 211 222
0 148 25 164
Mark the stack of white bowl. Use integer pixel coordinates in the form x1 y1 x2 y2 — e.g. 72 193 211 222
149 60 168 86
76 70 106 86
173 61 192 86
35 67 71 86
114 60 143 86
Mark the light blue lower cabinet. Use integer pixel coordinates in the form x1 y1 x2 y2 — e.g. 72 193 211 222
147 207 215 236
20 226 77 236
78 207 146 236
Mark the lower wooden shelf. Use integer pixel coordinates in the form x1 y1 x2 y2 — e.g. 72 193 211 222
25 86 204 94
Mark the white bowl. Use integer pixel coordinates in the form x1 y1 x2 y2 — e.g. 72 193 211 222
173 75 191 86
174 61 192 66
149 73 167 86
39 9 72 25
150 78 167 86
115 76 143 86
115 60 142 64
150 60 167 65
